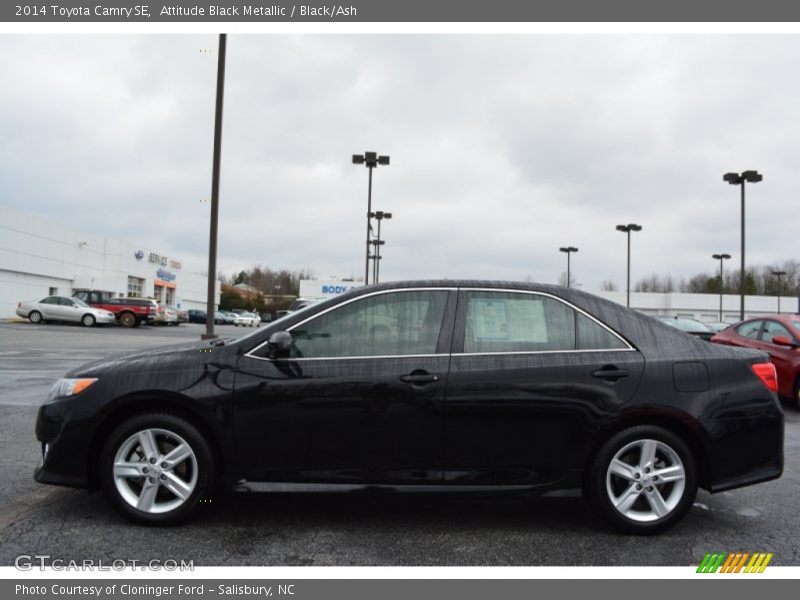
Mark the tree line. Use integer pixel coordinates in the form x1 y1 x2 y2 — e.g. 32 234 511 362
599 259 800 295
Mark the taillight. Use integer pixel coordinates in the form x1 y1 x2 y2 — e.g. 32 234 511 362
751 362 778 392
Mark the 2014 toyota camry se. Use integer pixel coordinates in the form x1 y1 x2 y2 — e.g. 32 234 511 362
35 281 784 533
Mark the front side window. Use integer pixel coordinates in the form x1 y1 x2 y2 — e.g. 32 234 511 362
463 291 627 353
736 320 763 340
290 290 449 359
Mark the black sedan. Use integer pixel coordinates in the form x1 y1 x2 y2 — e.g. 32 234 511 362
35 281 783 534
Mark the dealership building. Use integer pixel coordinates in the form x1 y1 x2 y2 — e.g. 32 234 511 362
0 203 219 319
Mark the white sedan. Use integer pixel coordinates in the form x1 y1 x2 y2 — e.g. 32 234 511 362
233 312 260 327
16 296 116 327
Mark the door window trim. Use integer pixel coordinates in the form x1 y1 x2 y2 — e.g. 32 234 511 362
244 287 458 362
453 288 635 356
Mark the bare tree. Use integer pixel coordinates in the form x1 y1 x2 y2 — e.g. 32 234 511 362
599 280 618 292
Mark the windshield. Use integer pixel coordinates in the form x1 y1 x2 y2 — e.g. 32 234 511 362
669 318 711 333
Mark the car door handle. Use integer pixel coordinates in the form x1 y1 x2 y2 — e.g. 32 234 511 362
400 372 441 385
591 367 630 382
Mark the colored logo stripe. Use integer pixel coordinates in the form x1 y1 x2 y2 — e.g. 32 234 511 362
697 552 772 573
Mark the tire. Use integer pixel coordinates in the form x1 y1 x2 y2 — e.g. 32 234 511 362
82 314 96 327
28 311 43 324
586 425 697 535
99 412 216 526
119 312 136 328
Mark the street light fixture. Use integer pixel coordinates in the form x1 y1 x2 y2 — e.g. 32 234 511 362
616 224 642 308
370 211 392 284
353 151 390 285
558 246 578 288
772 270 787 314
723 170 763 321
712 253 731 322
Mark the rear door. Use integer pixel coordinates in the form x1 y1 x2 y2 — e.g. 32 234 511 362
233 288 457 484
37 297 62 319
442 289 645 486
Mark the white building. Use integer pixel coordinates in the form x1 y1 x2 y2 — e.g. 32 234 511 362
0 203 219 319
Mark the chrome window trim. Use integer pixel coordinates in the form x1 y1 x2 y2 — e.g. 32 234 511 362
456 287 635 354
243 285 636 362
244 287 457 362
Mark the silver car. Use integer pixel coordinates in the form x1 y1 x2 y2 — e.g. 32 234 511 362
16 296 116 327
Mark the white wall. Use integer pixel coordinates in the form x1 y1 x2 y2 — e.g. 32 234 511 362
593 290 798 323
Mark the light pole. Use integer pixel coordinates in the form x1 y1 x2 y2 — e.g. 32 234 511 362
352 151 390 285
203 33 227 341
772 270 787 314
712 253 731 322
371 211 392 284
616 224 642 308
723 170 763 321
558 246 578 288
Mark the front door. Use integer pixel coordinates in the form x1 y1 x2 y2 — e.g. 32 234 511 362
443 289 645 486
233 288 457 484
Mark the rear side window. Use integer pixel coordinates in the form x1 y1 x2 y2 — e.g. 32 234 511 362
463 292 627 353
736 320 763 340
763 320 794 343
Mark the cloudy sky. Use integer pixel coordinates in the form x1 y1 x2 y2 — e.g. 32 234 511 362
1 34 796 290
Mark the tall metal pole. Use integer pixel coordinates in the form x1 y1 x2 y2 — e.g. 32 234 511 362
626 230 631 308
718 258 724 322
365 166 373 285
374 216 382 284
203 33 227 341
740 181 746 321
566 252 571 289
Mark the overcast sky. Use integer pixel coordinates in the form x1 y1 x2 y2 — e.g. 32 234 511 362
1 34 797 290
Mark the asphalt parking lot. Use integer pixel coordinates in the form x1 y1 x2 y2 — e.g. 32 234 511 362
0 321 798 566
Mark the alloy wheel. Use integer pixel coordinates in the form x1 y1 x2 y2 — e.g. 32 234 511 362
113 428 198 514
605 438 686 522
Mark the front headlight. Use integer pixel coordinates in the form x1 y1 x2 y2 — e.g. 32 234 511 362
48 378 98 400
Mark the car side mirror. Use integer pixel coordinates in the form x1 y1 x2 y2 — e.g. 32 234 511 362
771 335 797 348
267 331 293 358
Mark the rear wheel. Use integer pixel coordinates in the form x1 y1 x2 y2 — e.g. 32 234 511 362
82 314 96 327
100 413 215 525
587 425 697 534
28 311 43 324
119 312 136 328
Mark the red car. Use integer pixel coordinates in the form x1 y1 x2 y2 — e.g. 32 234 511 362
711 314 800 402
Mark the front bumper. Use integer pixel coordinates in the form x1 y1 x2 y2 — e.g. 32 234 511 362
35 395 96 489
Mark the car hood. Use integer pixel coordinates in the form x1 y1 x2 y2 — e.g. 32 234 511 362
65 339 233 378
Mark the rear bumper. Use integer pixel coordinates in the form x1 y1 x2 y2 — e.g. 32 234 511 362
703 410 784 493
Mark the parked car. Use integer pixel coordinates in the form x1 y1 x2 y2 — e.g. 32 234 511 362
233 312 259 327
259 313 272 324
711 314 800 403
177 309 189 324
150 302 179 326
72 291 153 327
217 311 236 325
187 310 207 324
34 281 783 532
17 296 116 327
657 316 715 341
288 298 315 312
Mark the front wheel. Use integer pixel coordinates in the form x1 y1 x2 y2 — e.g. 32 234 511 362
100 413 216 525
82 314 96 327
586 425 697 535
